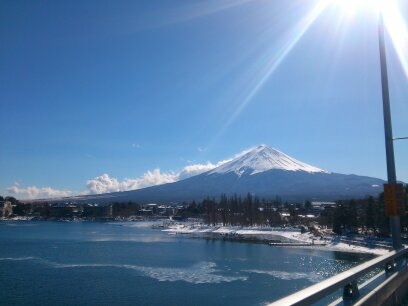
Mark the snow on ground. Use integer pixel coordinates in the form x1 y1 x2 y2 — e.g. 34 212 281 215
325 241 388 255
163 223 389 256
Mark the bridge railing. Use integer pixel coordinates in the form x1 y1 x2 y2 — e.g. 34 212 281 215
268 247 408 306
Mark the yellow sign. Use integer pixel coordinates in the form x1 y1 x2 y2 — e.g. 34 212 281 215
384 183 405 216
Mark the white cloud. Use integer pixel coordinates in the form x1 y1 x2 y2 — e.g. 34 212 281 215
123 169 177 189
176 146 258 180
5 147 255 198
84 154 241 195
86 169 178 194
178 159 231 180
178 162 216 179
6 185 73 199
85 174 122 194
84 161 230 195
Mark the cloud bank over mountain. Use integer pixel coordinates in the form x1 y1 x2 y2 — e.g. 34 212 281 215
6 145 385 201
85 159 233 195
6 154 237 199
7 184 73 199
82 149 251 195
86 170 178 194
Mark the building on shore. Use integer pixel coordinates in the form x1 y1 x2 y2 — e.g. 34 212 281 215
0 201 13 218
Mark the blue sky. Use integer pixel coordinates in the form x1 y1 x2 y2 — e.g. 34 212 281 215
1 0 408 199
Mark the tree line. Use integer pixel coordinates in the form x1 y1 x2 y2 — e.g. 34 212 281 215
177 189 408 236
2 187 408 237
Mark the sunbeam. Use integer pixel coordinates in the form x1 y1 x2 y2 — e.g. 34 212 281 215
148 0 252 28
383 2 408 80
208 1 329 148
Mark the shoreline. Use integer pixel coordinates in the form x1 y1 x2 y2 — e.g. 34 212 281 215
162 223 391 256
0 218 392 256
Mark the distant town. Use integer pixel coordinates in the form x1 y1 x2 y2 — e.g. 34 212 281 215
1 189 408 238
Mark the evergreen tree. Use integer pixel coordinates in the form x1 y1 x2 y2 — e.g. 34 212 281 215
304 200 312 211
365 196 375 232
376 193 390 236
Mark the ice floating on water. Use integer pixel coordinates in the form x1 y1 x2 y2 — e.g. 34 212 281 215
244 269 322 283
15 258 247 284
0 257 36 261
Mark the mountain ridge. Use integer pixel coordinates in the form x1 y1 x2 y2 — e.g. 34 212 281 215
34 145 386 204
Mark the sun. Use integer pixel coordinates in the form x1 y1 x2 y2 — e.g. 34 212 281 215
326 0 408 79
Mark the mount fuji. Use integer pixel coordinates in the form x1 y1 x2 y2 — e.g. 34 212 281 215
208 145 326 176
64 145 385 204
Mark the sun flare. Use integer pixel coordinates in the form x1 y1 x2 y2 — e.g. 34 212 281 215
382 1 408 79
326 0 408 78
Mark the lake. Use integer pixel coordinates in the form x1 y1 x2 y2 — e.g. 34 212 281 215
0 221 372 305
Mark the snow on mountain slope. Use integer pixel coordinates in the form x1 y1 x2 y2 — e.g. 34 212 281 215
208 145 327 176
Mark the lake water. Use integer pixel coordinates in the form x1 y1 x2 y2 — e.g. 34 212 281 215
0 221 371 305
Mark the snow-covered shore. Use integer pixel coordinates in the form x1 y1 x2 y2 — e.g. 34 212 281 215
162 223 390 256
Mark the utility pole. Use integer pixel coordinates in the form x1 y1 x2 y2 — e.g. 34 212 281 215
378 14 402 250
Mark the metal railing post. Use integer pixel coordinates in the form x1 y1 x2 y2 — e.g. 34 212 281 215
343 280 360 301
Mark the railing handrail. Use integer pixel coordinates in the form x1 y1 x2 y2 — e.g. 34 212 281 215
268 247 408 306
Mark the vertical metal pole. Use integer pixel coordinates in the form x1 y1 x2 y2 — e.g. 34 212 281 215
378 14 402 250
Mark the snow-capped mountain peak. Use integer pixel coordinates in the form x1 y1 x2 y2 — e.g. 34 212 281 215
208 145 327 176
